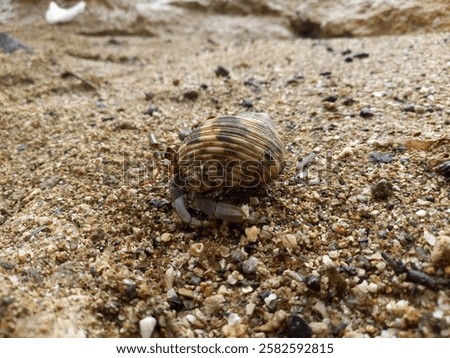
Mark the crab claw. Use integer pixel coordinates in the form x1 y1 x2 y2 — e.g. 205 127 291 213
170 175 203 227
194 196 246 224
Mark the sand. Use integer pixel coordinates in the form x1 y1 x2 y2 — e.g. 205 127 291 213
0 22 449 337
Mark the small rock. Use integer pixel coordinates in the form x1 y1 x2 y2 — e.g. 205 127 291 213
139 316 157 338
160 233 173 242
0 32 29 53
215 65 230 78
414 105 425 114
241 98 253 108
178 288 194 299
368 151 395 164
345 57 353 62
282 234 298 249
264 293 277 308
245 226 259 242
305 275 321 292
242 256 259 276
168 295 184 312
353 52 369 59
190 242 204 257
203 294 226 315
325 266 347 293
430 236 450 266
287 314 312 338
256 310 287 333
415 209 427 217
309 322 329 337
342 97 355 106
144 105 158 116
336 147 354 160
371 179 394 200
227 313 242 327
402 104 416 113
183 90 199 101
323 95 337 102
359 107 374 118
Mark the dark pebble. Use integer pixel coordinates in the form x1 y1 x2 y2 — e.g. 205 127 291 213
368 151 395 164
0 32 29 53
287 314 313 338
178 128 192 141
400 157 409 164
341 49 352 55
144 92 155 101
319 71 332 77
200 83 208 90
215 65 230 78
0 261 14 270
342 98 355 106
371 179 394 200
323 95 337 102
17 144 27 151
305 275 321 292
435 161 450 178
345 57 353 63
424 195 435 203
144 106 158 116
168 295 185 312
172 78 180 86
241 98 253 108
402 104 416 113
124 282 137 299
148 198 170 209
190 275 202 285
359 107 374 118
353 52 369 59
325 266 347 293
183 90 199 101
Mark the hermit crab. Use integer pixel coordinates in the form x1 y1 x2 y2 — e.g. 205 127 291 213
169 112 286 226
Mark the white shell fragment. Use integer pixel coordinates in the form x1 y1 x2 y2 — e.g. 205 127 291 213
45 1 86 24
139 316 157 338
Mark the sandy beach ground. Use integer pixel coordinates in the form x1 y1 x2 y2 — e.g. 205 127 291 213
0 1 449 337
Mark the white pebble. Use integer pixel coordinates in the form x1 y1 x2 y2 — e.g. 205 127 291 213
356 280 369 294
264 293 277 307
139 316 157 338
423 228 436 246
368 283 378 293
416 209 427 217
227 313 242 327
246 302 256 315
322 255 333 266
185 314 197 325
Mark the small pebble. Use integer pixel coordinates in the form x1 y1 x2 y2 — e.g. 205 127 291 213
415 209 427 217
245 226 259 242
227 313 242 327
305 275 321 292
360 107 374 118
139 316 157 338
309 322 329 337
264 293 277 307
353 52 369 59
430 236 450 266
323 95 337 102
242 256 259 275
241 98 253 108
402 104 416 113
190 242 204 257
256 310 287 332
287 314 312 338
215 65 230 77
282 234 298 249
371 179 394 200
336 147 354 160
368 151 395 164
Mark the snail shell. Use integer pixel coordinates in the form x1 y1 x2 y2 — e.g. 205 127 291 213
176 112 286 192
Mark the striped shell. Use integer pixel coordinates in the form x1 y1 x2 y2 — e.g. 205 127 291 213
176 113 285 192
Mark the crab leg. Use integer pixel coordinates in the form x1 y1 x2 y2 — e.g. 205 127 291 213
194 194 246 223
169 175 204 227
